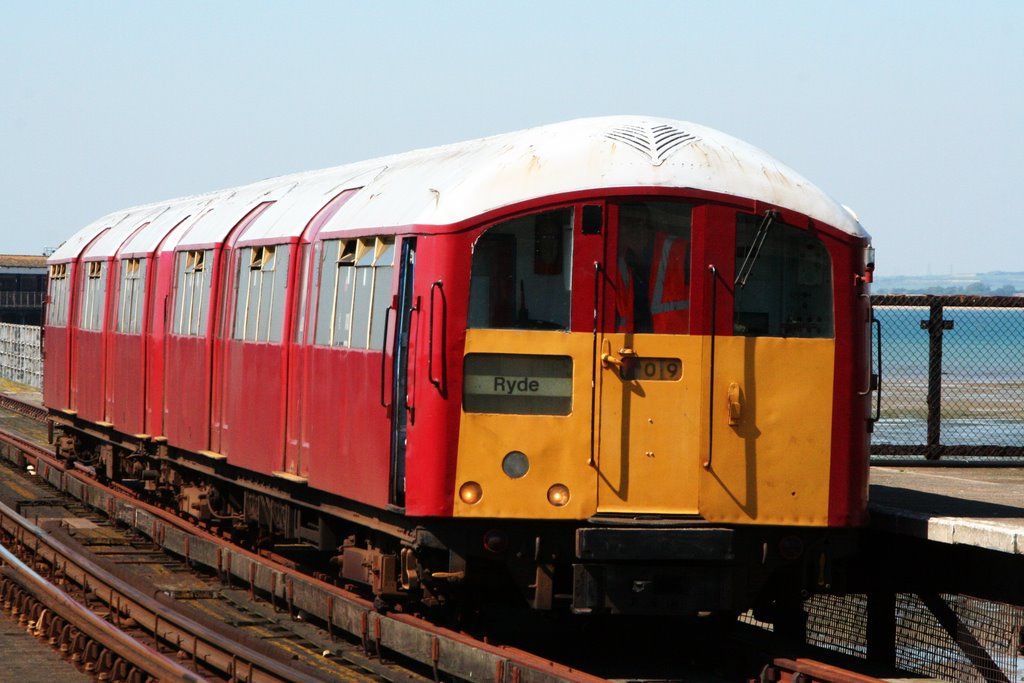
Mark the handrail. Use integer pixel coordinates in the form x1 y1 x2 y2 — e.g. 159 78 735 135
589 261 601 467
704 264 718 470
871 315 882 423
428 280 447 396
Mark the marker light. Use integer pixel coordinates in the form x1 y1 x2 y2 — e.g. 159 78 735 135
482 529 509 554
546 484 570 507
459 481 483 505
501 451 529 479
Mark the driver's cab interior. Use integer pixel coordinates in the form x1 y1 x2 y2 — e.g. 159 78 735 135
468 207 573 331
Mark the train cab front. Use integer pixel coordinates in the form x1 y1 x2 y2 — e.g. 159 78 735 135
444 197 871 616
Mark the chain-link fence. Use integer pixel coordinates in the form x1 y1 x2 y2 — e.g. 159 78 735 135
871 295 1024 461
746 592 1024 682
0 323 41 389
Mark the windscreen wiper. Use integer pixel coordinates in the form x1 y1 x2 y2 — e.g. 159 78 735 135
734 209 778 288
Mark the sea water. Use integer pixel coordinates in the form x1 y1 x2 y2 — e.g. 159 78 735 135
872 306 1024 447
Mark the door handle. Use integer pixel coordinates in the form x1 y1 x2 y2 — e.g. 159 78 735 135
601 343 637 369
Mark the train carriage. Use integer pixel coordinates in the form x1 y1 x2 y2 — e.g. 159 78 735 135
44 116 874 617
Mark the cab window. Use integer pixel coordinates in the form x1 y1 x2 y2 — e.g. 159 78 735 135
733 214 833 338
615 201 692 334
468 207 573 330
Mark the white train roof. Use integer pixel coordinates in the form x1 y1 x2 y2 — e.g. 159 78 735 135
49 116 866 262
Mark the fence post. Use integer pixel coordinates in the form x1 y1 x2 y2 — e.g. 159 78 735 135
920 300 953 459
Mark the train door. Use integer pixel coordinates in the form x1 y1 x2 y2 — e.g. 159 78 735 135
388 237 416 507
696 211 837 525
595 200 703 514
453 206 597 519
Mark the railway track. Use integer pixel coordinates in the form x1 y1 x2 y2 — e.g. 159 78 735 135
0 392 889 682
0 499 334 682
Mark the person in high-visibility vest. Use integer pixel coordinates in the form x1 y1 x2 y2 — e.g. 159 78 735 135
616 204 691 334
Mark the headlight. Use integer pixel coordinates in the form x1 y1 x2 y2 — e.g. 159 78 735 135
459 481 483 505
501 451 530 479
546 483 570 507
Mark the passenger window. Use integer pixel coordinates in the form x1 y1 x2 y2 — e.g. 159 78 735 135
614 201 692 334
47 263 70 327
468 208 573 330
350 240 375 347
314 237 394 349
117 257 147 334
368 239 395 349
173 249 213 336
233 244 290 343
733 214 833 338
79 260 107 331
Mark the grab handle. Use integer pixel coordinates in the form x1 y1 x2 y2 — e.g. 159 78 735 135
871 315 882 423
428 281 447 396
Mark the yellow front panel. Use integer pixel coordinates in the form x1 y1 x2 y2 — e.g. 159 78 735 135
454 329 597 519
596 334 703 514
698 337 835 525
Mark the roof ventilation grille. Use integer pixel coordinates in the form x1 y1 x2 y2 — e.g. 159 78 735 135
605 123 698 165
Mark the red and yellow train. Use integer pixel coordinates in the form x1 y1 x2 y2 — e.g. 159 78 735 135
44 116 875 617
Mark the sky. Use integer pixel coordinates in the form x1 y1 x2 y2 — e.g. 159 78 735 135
2 2 1022 277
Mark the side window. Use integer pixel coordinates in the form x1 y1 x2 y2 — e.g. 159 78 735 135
614 201 692 334
314 236 395 349
233 244 290 343
46 263 70 326
79 261 108 331
173 249 213 336
733 214 833 338
468 207 573 330
116 258 147 334
368 239 395 349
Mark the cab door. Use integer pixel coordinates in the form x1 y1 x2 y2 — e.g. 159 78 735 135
596 200 703 514
696 212 838 526
452 206 598 520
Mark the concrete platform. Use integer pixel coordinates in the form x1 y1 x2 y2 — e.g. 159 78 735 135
869 466 1024 555
0 376 43 408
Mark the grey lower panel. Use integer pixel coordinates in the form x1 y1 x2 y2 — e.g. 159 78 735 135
576 526 735 561
572 563 743 615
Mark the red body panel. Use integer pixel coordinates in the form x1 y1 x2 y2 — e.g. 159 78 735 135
163 335 211 451
107 332 146 433
43 326 71 409
401 237 466 516
304 347 390 508
221 341 288 474
145 256 174 437
826 234 872 525
285 340 308 475
71 330 105 421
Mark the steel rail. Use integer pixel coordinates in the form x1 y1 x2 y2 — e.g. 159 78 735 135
764 657 886 683
0 540 205 683
0 498 329 683
0 410 609 683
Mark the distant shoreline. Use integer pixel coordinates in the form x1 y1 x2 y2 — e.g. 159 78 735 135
873 270 1023 296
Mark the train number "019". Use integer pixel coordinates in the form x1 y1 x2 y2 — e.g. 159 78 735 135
618 357 683 381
